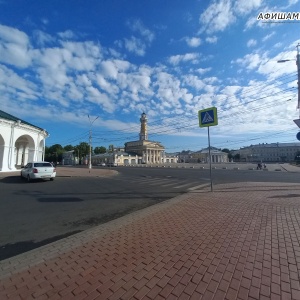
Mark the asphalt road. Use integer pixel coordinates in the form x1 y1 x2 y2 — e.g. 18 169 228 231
1 166 300 260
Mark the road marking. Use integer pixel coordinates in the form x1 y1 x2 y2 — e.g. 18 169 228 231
161 181 183 187
174 182 196 189
188 183 211 191
147 178 171 185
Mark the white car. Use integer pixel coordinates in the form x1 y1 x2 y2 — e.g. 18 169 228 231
21 161 56 182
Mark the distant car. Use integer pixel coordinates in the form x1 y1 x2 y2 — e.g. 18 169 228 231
21 162 56 182
97 163 106 166
106 162 118 167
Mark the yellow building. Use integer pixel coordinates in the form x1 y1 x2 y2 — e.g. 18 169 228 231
125 113 165 164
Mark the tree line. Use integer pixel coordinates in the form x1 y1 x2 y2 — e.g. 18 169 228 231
45 143 107 163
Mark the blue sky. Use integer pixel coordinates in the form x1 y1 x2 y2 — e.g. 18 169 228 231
1 0 300 152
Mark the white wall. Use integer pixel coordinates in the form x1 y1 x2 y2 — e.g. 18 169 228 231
0 119 48 171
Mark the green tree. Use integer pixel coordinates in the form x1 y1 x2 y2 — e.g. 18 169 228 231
78 142 89 156
64 144 74 151
45 144 64 163
94 146 106 154
234 153 240 161
74 142 90 164
222 148 230 153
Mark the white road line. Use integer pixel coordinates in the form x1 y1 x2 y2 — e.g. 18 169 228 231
174 182 197 189
161 181 182 187
187 183 211 191
147 178 171 185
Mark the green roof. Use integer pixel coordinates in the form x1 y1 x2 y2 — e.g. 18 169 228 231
0 110 44 131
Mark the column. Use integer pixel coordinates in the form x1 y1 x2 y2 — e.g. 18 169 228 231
15 144 20 165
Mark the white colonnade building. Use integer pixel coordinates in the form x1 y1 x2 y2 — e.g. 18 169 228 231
0 110 48 171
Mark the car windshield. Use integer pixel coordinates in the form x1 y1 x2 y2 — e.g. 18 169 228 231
33 163 52 167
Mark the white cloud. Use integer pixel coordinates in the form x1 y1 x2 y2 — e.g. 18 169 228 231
247 39 257 47
281 0 299 8
61 41 101 60
234 0 262 15
86 86 115 112
0 65 38 99
273 42 282 48
76 74 92 87
183 75 206 91
155 72 193 108
221 85 241 96
185 37 201 47
100 59 131 79
235 53 262 70
200 0 263 32
65 82 84 101
195 67 212 75
257 51 296 78
124 36 146 56
0 24 32 68
199 0 235 33
168 53 199 65
244 16 258 29
127 19 155 43
96 74 119 95
33 30 55 46
58 30 76 39
206 36 218 44
262 32 275 42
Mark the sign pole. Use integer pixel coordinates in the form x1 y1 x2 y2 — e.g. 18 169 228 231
208 126 213 192
198 106 218 193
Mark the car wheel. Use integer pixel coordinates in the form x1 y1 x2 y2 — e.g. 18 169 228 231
27 175 31 182
50 178 54 181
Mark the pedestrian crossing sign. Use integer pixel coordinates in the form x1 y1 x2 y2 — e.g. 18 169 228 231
198 107 218 127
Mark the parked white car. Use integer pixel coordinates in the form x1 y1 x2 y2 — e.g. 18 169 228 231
21 161 56 182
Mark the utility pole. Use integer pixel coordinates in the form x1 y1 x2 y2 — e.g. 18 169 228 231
88 115 99 171
278 43 300 117
296 43 300 113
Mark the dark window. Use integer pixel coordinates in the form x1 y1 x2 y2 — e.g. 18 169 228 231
34 163 52 167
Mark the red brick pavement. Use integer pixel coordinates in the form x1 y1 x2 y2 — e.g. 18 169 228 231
1 182 300 300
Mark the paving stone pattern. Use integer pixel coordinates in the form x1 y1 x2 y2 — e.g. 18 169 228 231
0 182 300 299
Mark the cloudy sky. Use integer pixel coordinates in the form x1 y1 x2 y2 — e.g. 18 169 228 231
1 0 300 152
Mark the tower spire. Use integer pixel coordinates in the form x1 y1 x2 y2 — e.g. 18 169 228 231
139 112 148 141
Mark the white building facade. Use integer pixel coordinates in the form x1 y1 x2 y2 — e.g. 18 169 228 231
124 112 166 164
0 110 48 172
234 143 300 162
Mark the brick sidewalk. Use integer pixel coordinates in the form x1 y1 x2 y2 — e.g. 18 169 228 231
1 182 300 300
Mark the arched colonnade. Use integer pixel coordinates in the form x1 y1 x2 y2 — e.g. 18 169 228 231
0 118 48 172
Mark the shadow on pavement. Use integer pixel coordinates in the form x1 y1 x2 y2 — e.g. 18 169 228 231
0 230 82 261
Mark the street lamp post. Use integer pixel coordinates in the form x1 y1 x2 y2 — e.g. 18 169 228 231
277 43 300 116
88 115 99 170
